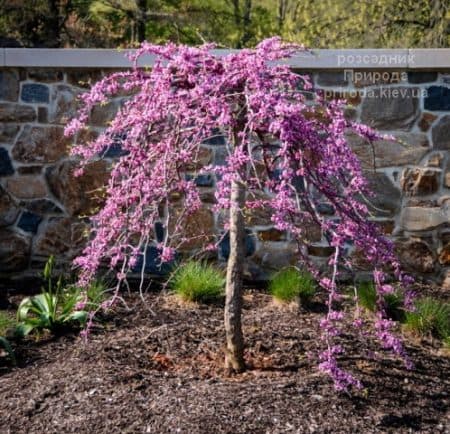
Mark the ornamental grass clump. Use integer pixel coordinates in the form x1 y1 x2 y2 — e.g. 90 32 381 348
170 261 225 303
357 282 404 321
269 267 315 305
404 297 450 340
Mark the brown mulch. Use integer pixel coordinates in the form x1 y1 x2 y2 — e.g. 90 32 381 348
0 291 449 434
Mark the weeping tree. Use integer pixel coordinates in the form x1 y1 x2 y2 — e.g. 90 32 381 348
66 38 414 391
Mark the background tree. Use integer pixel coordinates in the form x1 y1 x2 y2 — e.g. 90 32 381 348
1 0 448 48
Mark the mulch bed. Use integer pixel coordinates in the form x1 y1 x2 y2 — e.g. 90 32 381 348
0 290 449 433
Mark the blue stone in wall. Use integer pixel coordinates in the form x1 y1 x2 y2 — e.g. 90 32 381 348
424 86 450 111
17 211 42 233
270 170 305 192
203 135 226 146
317 203 335 215
219 230 256 260
132 245 176 275
102 142 129 158
154 222 165 243
213 147 228 166
270 169 282 180
0 147 14 176
195 174 214 187
21 83 50 103
203 128 226 146
292 175 305 192
185 173 214 187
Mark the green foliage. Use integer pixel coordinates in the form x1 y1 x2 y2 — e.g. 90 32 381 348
15 256 88 337
16 290 87 337
356 282 378 312
170 261 225 303
356 282 404 320
0 0 447 48
85 280 108 308
66 279 108 311
404 297 450 340
269 267 315 304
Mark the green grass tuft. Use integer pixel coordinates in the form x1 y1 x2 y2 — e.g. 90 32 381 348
170 261 225 303
356 282 377 312
356 282 404 320
269 267 315 304
404 297 450 340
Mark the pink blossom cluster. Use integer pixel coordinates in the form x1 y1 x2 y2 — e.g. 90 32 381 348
65 37 414 392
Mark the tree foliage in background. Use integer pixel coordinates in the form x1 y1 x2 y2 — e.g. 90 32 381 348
0 0 448 48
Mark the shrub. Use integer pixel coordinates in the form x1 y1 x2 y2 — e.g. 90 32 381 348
269 267 315 304
404 297 450 340
170 261 225 303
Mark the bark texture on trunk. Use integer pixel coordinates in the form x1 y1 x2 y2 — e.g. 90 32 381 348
224 178 246 373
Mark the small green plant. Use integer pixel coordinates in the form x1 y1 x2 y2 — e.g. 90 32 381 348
15 256 88 337
269 267 316 304
170 261 225 303
16 291 88 337
85 280 108 308
356 282 377 312
404 297 450 340
66 279 108 311
356 282 404 321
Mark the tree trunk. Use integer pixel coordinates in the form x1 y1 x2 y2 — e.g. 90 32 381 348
47 0 61 47
241 0 252 47
135 0 147 43
224 178 246 373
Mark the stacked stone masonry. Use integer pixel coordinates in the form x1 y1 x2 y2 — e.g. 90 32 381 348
0 65 449 288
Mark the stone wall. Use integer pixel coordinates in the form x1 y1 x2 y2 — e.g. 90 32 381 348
0 57 449 287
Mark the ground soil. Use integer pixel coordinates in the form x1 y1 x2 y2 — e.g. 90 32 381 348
0 289 449 434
